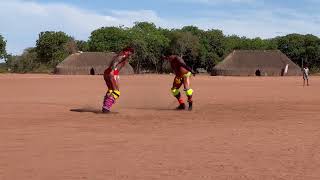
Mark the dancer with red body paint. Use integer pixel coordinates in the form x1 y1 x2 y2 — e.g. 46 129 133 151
163 55 196 111
102 47 134 113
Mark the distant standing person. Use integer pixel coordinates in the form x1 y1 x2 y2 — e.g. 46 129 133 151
102 47 134 113
162 55 196 111
302 65 310 86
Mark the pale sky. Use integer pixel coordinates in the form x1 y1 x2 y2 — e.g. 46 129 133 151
0 0 319 56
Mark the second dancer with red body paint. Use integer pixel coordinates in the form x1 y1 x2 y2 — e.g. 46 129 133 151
163 55 196 111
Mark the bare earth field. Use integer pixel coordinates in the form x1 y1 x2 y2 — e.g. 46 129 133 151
0 74 320 180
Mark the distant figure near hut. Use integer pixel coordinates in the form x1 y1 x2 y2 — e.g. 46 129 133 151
90 67 95 75
302 65 310 86
255 69 261 76
211 50 301 76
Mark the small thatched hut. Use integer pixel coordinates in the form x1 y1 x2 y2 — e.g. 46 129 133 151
212 50 302 76
55 52 134 75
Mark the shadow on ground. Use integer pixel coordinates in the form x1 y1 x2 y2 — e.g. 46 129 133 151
128 107 178 111
70 108 102 114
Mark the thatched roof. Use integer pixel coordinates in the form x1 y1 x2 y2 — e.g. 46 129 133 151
212 50 302 76
55 52 134 75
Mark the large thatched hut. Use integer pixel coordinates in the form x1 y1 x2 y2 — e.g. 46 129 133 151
211 50 302 76
55 52 134 75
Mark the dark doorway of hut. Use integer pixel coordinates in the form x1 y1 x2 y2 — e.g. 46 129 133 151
255 69 261 76
90 68 95 75
280 68 285 76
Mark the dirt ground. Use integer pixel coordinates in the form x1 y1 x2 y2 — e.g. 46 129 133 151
0 74 320 180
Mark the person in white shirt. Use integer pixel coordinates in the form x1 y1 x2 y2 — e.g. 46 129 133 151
302 65 310 86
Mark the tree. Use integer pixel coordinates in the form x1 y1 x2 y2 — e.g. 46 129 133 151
6 24 320 74
225 35 243 51
202 30 225 56
168 31 200 70
6 48 38 73
36 31 72 67
276 34 309 67
76 40 89 52
181 26 204 37
64 39 78 54
198 30 226 71
128 22 170 73
0 34 7 59
88 26 130 52
303 34 320 68
275 34 320 72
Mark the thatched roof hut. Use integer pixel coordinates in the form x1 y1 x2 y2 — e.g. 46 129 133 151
55 52 134 75
211 50 302 76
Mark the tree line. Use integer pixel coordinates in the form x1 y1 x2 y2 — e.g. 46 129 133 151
1 22 320 73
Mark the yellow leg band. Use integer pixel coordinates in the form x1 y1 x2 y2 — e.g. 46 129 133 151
112 90 121 99
185 89 193 96
184 72 192 77
107 90 120 99
171 88 180 96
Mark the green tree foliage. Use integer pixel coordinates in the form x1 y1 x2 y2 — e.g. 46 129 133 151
0 34 7 59
36 31 72 67
169 31 200 57
6 48 38 73
181 26 204 37
225 36 277 51
128 22 170 73
168 31 200 70
88 22 170 73
200 30 226 71
88 26 130 52
179 27 227 71
76 40 89 52
6 23 320 74
276 34 320 70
